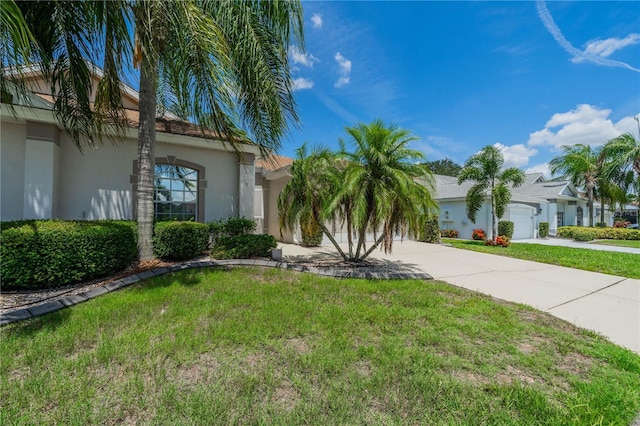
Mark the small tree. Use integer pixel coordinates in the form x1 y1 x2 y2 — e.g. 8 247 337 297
458 145 525 242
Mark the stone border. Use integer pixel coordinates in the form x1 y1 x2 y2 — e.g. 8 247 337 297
0 259 432 326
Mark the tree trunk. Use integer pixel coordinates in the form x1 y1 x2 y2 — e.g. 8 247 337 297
320 222 348 261
587 184 594 227
491 194 498 242
360 233 387 261
136 54 158 260
600 196 605 226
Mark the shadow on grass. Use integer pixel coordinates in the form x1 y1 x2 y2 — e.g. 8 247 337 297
4 308 72 336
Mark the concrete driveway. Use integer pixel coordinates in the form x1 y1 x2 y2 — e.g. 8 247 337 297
281 241 640 354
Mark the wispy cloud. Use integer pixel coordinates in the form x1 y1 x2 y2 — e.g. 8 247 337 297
493 143 537 168
583 34 640 58
289 46 318 68
292 77 314 91
536 0 640 72
334 52 352 88
315 92 359 124
311 13 323 29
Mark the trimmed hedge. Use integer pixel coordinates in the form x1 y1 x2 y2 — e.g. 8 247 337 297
557 226 640 241
498 221 514 239
212 234 277 259
539 222 549 238
419 214 441 244
1 220 137 289
153 221 209 260
210 217 256 240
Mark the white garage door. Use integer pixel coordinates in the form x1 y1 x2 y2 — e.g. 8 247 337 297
510 207 534 239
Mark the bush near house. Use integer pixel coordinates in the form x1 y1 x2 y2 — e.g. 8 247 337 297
497 221 514 239
419 214 441 244
485 235 510 247
153 221 209 260
440 229 459 238
614 220 631 228
471 229 486 241
209 217 256 242
557 226 640 241
0 220 137 289
539 222 549 238
212 234 277 259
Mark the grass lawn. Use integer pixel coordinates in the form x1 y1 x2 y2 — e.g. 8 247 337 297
2 267 639 425
591 239 640 249
443 239 640 279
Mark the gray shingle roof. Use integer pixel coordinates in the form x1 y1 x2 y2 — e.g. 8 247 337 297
433 173 581 203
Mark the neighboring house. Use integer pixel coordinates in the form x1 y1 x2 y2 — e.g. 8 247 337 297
1 67 259 223
434 173 614 239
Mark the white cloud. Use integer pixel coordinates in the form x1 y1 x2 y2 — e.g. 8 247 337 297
292 77 314 91
584 34 640 58
289 46 318 68
536 0 640 72
334 52 352 88
527 104 639 148
493 143 538 168
525 163 551 178
311 13 323 29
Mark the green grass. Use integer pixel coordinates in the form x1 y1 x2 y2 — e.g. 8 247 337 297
443 239 640 279
2 267 639 425
591 239 640 249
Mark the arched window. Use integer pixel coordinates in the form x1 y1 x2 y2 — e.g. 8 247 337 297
577 206 583 227
154 164 198 221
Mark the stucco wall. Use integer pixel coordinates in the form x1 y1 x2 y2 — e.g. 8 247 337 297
439 200 491 239
0 122 26 220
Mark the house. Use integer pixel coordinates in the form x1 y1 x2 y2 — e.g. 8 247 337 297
255 154 295 242
1 67 259 223
434 173 614 239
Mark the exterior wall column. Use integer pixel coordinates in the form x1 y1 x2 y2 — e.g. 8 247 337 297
238 153 255 220
548 199 558 235
23 123 59 219
566 201 577 226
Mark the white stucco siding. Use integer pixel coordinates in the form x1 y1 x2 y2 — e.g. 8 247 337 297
57 134 136 220
0 122 26 220
439 200 490 239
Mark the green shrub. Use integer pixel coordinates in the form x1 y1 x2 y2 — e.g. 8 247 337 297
1 220 137 289
419 214 441 244
212 234 277 259
498 221 514 239
539 222 549 238
153 221 209 260
301 225 323 247
557 226 640 241
209 217 256 246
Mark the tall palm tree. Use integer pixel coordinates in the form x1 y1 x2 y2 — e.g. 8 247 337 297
7 0 304 260
0 0 33 103
458 145 525 241
601 118 640 179
277 144 347 256
335 119 437 261
549 144 600 227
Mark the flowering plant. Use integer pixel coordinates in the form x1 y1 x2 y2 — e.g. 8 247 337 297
614 220 631 228
441 229 459 238
471 229 486 240
485 235 510 247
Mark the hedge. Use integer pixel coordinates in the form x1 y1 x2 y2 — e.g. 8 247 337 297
419 214 441 244
497 221 514 238
212 234 277 259
153 221 209 260
1 220 137 289
539 222 549 238
557 226 640 241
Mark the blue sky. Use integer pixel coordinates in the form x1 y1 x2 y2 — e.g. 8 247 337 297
283 1 640 176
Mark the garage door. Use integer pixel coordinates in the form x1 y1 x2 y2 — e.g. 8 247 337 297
509 207 534 239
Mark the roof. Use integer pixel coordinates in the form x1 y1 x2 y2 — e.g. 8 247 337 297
256 154 294 172
433 173 582 203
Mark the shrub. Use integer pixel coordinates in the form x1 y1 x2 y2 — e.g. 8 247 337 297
419 214 441 244
301 221 324 247
212 234 277 259
486 235 510 247
471 229 486 241
1 220 137 289
557 226 640 241
539 222 549 238
441 229 459 238
614 220 631 228
153 221 209 260
209 217 256 245
595 222 607 228
498 221 514 239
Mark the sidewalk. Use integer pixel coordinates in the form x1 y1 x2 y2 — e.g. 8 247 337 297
516 237 640 254
280 241 640 354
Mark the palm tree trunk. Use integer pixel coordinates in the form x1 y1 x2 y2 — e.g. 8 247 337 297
136 54 158 260
320 223 348 261
587 185 594 227
360 233 386 261
491 195 498 242
600 196 605 226
346 205 353 259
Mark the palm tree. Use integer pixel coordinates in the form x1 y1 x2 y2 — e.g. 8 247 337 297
334 120 437 261
0 0 33 104
549 144 600 227
601 118 640 179
7 0 304 260
277 144 347 255
458 145 525 241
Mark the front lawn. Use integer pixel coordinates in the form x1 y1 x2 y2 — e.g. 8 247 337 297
443 239 640 279
2 267 639 424
592 239 640 249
